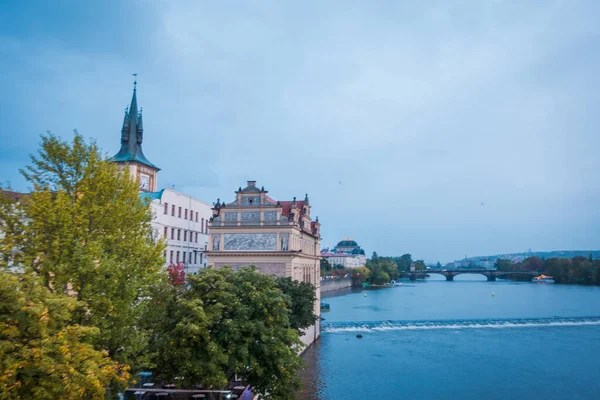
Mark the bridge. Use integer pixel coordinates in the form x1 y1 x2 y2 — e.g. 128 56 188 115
399 269 540 282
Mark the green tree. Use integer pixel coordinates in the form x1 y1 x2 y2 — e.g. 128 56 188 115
494 259 514 272
371 270 391 285
152 267 305 399
523 256 543 271
365 254 398 283
543 258 570 283
395 254 413 272
0 271 129 399
351 266 371 283
414 260 426 271
276 276 318 332
0 132 168 371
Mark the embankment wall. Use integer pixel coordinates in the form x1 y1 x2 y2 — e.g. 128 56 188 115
320 277 353 292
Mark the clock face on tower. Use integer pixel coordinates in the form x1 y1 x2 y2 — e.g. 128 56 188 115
139 174 149 190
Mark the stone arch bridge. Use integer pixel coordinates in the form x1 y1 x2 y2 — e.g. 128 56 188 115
400 269 540 282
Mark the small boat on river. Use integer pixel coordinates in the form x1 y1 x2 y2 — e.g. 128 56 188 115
390 280 403 287
320 302 331 312
532 274 554 283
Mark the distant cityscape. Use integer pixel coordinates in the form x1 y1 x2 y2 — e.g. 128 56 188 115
443 250 600 270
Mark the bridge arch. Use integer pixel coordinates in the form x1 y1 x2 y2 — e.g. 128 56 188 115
450 272 489 281
424 272 447 281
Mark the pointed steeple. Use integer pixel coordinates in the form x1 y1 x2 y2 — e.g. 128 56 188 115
111 78 159 170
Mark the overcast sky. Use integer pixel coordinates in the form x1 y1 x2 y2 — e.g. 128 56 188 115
1 0 599 263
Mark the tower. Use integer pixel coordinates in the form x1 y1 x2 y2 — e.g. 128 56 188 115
110 77 160 192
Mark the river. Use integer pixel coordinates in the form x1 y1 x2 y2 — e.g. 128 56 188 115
297 275 600 399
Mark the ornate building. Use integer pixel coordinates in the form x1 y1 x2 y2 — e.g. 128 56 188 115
110 79 159 192
207 181 322 347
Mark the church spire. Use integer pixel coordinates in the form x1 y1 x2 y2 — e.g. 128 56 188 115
111 76 159 171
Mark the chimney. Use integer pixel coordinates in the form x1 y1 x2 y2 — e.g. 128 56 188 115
247 180 256 188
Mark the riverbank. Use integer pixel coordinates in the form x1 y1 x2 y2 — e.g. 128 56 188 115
320 276 352 293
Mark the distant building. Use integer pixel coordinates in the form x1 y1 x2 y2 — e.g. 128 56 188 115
207 181 322 348
110 80 212 273
321 238 367 269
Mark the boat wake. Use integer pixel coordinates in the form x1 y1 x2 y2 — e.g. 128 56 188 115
322 316 600 333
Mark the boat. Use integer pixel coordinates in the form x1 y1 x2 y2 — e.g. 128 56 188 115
320 302 331 312
532 274 554 283
390 280 403 287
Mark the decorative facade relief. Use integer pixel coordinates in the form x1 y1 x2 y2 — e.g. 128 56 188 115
242 211 260 221
223 233 277 251
224 212 238 221
264 211 277 221
214 262 287 277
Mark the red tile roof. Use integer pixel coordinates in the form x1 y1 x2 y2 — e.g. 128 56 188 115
279 200 304 217
265 196 278 205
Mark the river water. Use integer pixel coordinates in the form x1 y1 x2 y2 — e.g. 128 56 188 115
297 275 600 399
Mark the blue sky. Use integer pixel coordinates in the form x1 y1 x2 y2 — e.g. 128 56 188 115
1 0 599 263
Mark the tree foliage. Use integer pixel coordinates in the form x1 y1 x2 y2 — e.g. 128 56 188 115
494 256 600 285
365 254 398 284
0 132 168 371
152 267 306 399
351 266 371 283
394 254 413 272
0 271 129 399
275 276 318 332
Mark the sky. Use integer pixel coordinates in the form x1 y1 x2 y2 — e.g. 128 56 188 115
1 0 599 263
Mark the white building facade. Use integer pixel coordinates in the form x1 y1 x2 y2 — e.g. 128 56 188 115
145 189 213 276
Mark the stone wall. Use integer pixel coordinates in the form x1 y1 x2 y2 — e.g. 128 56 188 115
320 277 353 292
299 321 320 352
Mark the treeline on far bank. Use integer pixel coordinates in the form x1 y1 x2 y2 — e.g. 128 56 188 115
322 251 600 287
495 255 600 285
320 252 426 285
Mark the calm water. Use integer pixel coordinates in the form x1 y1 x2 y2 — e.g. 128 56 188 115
298 275 600 399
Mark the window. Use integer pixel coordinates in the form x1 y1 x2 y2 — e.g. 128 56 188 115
171 228 175 240
195 232 198 243
194 252 197 264
201 218 204 233
200 253 203 263
164 227 168 237
185 209 188 219
189 252 192 263
196 212 198 222
184 231 187 242
170 251 174 263
164 203 168 214
171 205 175 216
178 207 182 218
176 251 180 262
177 229 181 240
